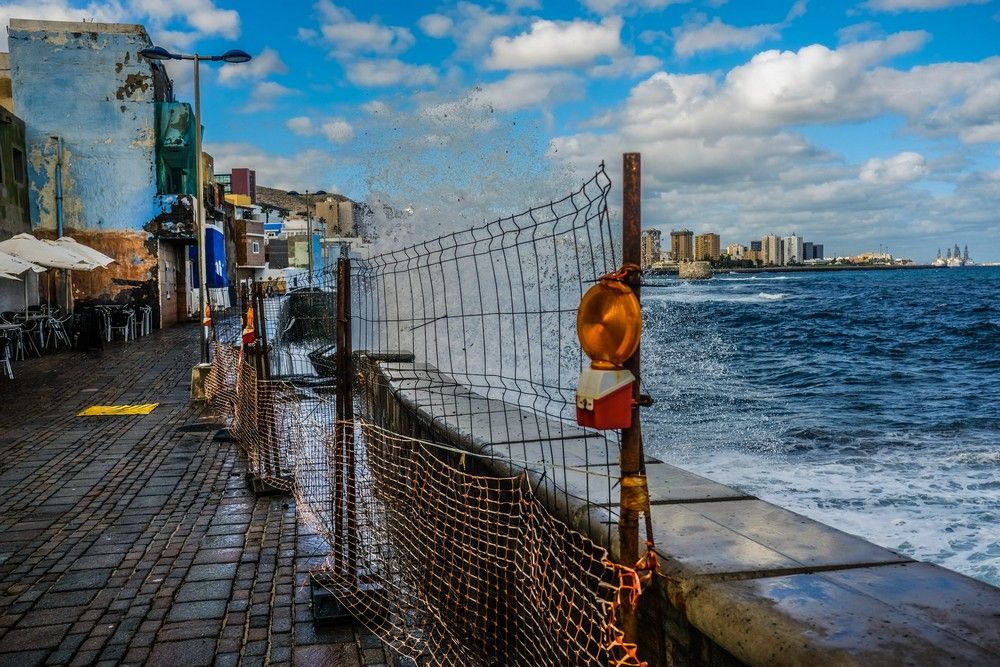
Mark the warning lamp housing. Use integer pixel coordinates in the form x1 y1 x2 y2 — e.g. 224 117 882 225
576 280 641 370
575 272 641 430
576 368 634 429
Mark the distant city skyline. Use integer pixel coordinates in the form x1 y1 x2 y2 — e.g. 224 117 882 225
2 1 997 261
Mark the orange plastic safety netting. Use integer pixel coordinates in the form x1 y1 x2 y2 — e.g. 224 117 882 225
294 416 645 666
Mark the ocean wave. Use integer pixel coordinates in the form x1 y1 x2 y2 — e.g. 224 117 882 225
646 291 789 304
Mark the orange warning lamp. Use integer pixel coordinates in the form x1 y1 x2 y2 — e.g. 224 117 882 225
576 274 641 430
576 280 641 370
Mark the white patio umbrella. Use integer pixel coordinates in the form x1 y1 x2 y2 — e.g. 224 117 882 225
53 237 115 267
0 248 46 320
0 233 96 270
0 234 97 316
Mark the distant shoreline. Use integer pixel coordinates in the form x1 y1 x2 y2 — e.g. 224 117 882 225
646 263 951 276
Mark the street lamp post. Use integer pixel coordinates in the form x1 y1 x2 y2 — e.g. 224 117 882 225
139 45 252 365
287 190 327 287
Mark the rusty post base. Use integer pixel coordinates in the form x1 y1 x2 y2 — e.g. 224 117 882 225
244 471 293 496
190 362 212 401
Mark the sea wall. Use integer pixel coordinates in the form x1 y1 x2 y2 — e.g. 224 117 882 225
359 354 1000 667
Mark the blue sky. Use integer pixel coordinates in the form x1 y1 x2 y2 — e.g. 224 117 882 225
4 0 1000 260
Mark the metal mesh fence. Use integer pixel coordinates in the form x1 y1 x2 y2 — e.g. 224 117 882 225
295 417 643 666
204 165 650 665
352 165 616 425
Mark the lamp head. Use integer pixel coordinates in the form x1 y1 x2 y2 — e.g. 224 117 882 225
139 46 175 61
220 49 252 64
576 279 642 370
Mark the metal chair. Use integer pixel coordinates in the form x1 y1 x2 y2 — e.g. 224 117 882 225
49 313 74 348
0 334 13 379
139 305 153 336
107 309 133 342
17 319 41 357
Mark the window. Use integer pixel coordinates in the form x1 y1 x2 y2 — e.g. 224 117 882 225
12 148 25 184
251 241 260 254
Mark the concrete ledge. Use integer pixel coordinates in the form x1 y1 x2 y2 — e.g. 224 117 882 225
361 357 1000 666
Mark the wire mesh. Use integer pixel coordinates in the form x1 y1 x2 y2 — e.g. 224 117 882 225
294 417 644 667
349 165 621 545
204 165 649 665
351 165 617 426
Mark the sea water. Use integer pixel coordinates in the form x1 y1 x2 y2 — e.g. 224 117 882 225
642 266 1000 586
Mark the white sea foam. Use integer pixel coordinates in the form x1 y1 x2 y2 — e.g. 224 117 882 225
645 289 788 304
651 442 1000 585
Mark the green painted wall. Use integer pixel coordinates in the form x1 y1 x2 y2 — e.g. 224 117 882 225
0 106 31 240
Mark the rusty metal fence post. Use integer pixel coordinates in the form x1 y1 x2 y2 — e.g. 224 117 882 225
335 256 357 576
619 152 648 644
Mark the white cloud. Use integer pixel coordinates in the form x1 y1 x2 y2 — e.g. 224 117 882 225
448 3 527 57
130 0 240 39
345 59 438 87
590 54 663 78
206 142 338 191
321 119 355 143
672 2 808 58
218 47 287 86
0 0 126 49
860 152 929 182
0 0 240 51
306 0 415 58
550 34 1000 259
362 101 390 115
418 13 453 38
471 71 585 113
581 0 691 15
485 17 623 70
286 116 314 135
284 115 355 143
861 0 989 11
673 16 782 57
243 81 299 112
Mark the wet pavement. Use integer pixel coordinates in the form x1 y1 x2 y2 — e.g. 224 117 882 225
0 324 391 666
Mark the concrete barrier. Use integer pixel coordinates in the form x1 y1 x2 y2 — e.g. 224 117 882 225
359 355 1000 666
678 261 713 279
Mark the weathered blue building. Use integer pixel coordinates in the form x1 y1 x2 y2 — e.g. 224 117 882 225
8 18 212 327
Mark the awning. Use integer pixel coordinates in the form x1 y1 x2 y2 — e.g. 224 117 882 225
0 233 98 270
53 237 116 267
0 272 20 281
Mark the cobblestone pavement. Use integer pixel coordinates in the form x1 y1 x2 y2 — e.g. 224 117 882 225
0 325 392 666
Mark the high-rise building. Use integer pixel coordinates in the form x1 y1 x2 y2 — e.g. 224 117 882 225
762 234 782 266
812 243 824 260
641 229 661 269
695 233 720 261
803 242 813 260
670 229 694 262
750 240 762 252
782 235 803 265
725 243 746 259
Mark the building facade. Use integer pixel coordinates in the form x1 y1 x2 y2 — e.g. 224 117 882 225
762 234 782 266
725 243 745 260
0 106 30 241
783 235 804 265
9 19 200 327
670 229 694 262
694 233 720 262
315 197 357 237
641 229 661 269
229 168 256 205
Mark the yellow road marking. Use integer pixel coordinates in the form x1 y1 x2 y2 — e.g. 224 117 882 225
78 403 159 416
